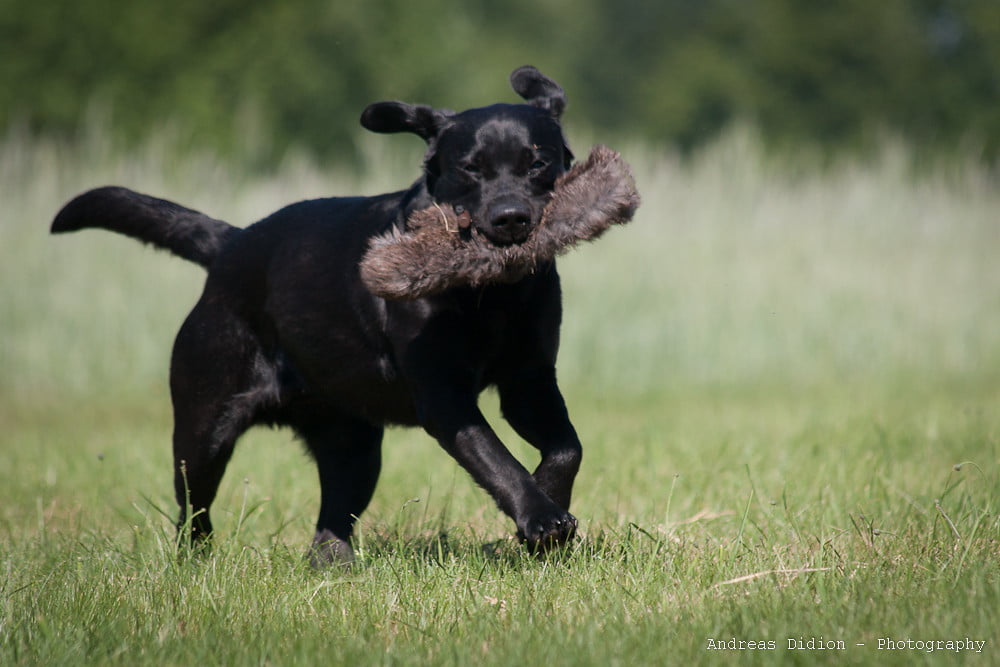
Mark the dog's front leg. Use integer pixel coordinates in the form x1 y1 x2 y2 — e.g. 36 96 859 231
497 366 582 511
417 392 577 551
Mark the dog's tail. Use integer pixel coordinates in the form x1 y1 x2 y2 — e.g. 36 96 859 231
51 186 240 268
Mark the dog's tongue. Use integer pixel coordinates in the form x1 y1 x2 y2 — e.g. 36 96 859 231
360 145 640 300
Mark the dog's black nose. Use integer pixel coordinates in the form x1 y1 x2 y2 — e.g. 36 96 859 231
487 201 532 244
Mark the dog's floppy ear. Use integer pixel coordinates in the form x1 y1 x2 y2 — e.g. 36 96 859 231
510 66 567 119
361 102 450 142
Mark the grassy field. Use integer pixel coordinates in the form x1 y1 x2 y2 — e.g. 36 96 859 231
2 125 999 665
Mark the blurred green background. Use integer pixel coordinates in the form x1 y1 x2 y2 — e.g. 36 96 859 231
3 0 999 166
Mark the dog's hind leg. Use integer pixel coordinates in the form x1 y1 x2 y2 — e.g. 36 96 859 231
168 302 271 548
297 419 383 568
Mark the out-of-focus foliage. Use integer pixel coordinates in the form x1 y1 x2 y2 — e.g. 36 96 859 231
2 0 998 164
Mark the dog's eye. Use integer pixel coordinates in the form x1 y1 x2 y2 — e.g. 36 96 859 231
529 159 548 172
462 162 480 175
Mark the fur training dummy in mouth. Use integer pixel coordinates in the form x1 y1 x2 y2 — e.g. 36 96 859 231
360 145 641 300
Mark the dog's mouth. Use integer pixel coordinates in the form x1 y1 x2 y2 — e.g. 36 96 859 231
414 203 537 250
456 200 538 247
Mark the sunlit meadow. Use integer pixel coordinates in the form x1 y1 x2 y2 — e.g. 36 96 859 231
2 123 998 665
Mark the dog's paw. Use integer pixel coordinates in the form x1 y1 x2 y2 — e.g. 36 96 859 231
308 529 355 570
516 509 578 554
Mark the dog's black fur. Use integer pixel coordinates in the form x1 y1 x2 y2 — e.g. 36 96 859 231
52 66 582 566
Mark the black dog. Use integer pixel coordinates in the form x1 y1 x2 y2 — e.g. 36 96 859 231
52 66 582 566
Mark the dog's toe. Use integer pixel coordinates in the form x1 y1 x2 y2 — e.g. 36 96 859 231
518 510 578 554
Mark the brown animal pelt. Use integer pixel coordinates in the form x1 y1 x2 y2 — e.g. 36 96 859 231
360 145 641 300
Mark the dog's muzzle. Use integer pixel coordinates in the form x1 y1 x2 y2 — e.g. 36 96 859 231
483 198 533 246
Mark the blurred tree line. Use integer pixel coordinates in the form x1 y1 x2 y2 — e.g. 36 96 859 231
2 0 998 165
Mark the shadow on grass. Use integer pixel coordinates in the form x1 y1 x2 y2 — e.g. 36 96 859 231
351 529 583 572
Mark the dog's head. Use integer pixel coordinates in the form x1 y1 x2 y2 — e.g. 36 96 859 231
361 66 573 247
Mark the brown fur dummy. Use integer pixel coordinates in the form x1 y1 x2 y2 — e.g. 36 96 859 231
360 145 641 300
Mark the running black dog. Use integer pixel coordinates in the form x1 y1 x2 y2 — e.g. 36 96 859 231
52 66 583 566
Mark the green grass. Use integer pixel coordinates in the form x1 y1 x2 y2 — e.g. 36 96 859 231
2 125 999 665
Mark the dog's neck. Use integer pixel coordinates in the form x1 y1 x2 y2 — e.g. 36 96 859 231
397 180 434 231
